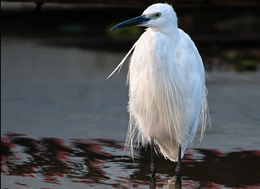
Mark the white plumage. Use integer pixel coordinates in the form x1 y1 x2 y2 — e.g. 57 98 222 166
109 3 210 162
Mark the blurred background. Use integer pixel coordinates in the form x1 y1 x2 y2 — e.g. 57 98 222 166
1 1 260 188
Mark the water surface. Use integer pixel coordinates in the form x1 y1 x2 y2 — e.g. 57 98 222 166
2 133 260 188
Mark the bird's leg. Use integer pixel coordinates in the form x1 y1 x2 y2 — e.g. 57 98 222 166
150 138 157 178
150 176 156 189
175 144 182 179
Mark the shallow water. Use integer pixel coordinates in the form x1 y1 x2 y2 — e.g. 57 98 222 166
2 38 260 188
1 133 260 188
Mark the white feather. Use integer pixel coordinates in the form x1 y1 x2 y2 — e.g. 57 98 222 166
109 3 210 162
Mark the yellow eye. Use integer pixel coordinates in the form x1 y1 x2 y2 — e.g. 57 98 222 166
155 12 161 18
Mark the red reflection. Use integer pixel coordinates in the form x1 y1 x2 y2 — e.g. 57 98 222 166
1 132 260 188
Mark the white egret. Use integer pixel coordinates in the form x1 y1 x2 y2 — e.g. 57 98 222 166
109 3 210 178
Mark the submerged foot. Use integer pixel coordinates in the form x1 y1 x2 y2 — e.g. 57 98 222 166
175 144 182 179
175 164 182 179
150 176 156 189
150 165 156 178
150 138 157 178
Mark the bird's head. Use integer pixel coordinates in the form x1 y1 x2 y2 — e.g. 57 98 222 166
111 3 177 33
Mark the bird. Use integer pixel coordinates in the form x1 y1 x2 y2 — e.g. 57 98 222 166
109 3 210 178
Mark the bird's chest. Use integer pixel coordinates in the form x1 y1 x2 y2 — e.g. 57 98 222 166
129 33 179 105
130 32 173 81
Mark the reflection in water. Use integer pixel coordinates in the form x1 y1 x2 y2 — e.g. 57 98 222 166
1 132 260 188
166 177 182 189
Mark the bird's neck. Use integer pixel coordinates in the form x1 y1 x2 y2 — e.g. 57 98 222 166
168 28 180 47
150 25 180 46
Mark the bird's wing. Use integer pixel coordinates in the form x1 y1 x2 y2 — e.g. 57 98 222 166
176 29 210 149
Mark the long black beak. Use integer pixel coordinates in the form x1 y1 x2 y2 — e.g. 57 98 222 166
111 15 150 30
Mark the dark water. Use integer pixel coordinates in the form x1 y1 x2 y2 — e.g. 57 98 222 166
2 132 260 188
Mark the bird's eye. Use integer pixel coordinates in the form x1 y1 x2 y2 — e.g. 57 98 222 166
155 12 161 18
